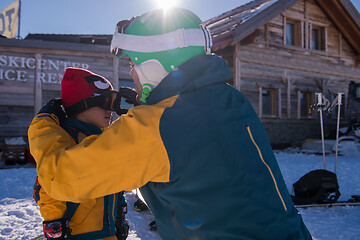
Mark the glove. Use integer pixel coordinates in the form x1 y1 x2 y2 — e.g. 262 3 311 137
115 108 128 116
38 98 66 124
115 218 129 240
43 218 71 239
119 87 140 106
115 203 129 240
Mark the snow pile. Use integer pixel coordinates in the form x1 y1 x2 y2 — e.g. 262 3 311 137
0 151 359 240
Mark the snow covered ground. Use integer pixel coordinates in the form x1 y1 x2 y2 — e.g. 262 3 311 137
0 151 359 240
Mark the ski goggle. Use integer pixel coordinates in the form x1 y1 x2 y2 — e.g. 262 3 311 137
110 19 213 57
65 91 121 117
110 19 134 57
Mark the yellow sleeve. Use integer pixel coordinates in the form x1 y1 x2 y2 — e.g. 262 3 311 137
28 97 176 203
37 186 67 221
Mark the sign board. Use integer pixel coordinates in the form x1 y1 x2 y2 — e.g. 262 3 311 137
0 0 19 38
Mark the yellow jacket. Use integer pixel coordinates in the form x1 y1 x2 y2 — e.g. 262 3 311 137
33 118 121 240
29 98 174 203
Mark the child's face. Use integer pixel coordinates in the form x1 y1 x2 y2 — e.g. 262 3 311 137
76 107 113 128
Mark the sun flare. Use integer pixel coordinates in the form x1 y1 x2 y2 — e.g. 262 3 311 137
155 0 178 10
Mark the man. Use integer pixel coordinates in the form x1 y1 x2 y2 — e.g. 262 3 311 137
29 8 312 240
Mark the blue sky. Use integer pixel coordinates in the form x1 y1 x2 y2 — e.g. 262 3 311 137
1 0 360 38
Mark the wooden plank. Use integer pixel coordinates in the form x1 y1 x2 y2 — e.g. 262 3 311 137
304 0 309 49
278 88 282 119
0 45 112 58
287 74 291 119
112 57 119 90
258 86 263 118
297 90 301 119
0 86 33 94
34 53 42 115
234 42 241 91
283 16 286 46
238 56 359 79
0 93 34 106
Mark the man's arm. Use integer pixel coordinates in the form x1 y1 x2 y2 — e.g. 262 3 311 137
29 99 175 203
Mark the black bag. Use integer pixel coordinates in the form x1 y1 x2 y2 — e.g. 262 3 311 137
291 169 341 205
347 81 360 123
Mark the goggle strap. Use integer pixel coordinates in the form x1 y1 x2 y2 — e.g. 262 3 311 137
110 27 212 54
65 97 101 117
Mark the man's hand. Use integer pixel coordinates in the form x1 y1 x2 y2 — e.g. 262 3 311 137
38 98 67 124
119 87 140 106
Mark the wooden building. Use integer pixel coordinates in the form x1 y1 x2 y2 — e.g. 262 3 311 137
205 0 360 147
0 35 132 146
0 0 360 149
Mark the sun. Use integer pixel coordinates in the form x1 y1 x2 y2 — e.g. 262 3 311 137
155 0 178 10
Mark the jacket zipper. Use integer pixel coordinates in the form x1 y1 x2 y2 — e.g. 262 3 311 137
109 194 116 235
246 126 288 212
153 185 187 240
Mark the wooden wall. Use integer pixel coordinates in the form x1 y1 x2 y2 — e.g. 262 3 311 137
227 0 360 146
0 45 131 147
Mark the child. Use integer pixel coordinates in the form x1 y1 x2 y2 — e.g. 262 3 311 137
33 67 129 240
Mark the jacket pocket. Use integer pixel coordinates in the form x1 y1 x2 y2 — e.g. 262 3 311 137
246 125 288 212
70 199 97 225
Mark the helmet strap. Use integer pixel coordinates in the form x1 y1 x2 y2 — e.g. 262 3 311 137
134 59 169 103
140 84 154 103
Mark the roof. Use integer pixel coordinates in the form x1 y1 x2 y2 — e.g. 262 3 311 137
316 0 360 54
205 0 360 54
25 34 113 45
0 37 111 53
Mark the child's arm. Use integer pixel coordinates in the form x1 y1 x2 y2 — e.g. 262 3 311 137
29 98 175 203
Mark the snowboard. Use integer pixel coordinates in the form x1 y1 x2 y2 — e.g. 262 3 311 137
30 235 46 240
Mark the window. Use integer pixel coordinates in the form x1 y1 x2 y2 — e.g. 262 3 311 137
285 19 303 47
262 88 279 117
300 91 312 118
286 22 295 46
312 27 320 50
311 26 326 51
355 84 360 99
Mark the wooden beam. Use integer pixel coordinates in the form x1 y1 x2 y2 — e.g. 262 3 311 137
258 86 263 118
34 53 42 116
233 0 299 43
355 55 360 66
112 57 119 90
324 27 328 52
0 45 112 58
305 0 309 49
278 88 282 119
314 79 330 93
338 32 342 55
316 0 360 54
0 86 33 94
313 79 322 91
283 15 287 46
234 42 241 91
297 90 301 119
238 57 360 79
265 24 269 47
280 76 287 87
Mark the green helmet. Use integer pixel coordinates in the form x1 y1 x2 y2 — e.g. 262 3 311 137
111 8 212 72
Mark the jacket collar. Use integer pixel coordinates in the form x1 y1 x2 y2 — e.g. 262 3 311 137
147 54 232 105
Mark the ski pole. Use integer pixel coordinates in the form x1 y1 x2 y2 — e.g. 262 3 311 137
316 93 326 170
334 93 343 174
